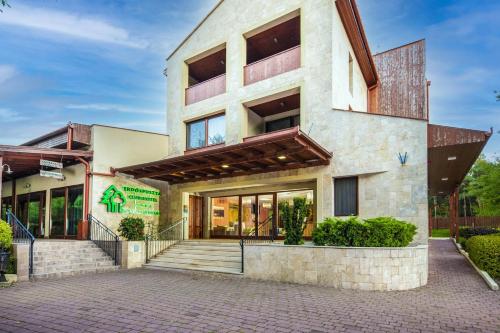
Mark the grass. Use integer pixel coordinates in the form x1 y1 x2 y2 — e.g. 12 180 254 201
431 229 450 238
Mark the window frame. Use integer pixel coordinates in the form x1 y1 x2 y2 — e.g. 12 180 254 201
186 113 226 150
348 52 354 96
333 176 358 217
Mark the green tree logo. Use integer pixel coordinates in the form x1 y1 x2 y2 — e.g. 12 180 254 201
100 185 127 213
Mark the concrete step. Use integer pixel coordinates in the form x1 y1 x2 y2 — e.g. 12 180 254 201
180 241 241 247
32 266 119 281
156 252 240 262
150 257 241 269
144 262 241 275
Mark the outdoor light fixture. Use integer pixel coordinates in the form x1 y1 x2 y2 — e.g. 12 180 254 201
447 156 457 161
273 37 278 44
221 164 230 169
277 155 287 160
220 60 225 65
441 177 448 181
1 164 13 175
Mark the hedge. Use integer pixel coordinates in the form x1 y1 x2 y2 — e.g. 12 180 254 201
459 227 499 240
466 234 500 278
118 217 145 241
312 216 417 247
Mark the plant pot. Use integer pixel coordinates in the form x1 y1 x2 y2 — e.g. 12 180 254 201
0 250 9 282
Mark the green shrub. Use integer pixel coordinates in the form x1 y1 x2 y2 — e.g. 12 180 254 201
459 227 499 240
280 197 310 245
466 234 500 278
312 216 417 247
0 220 13 250
6 256 16 274
118 217 145 241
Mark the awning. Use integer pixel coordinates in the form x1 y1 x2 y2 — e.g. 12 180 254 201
428 124 492 196
0 145 93 181
117 127 332 184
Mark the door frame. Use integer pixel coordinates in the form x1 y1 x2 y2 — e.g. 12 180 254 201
15 191 46 238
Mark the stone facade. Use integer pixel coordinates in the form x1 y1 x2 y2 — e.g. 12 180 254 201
244 244 428 291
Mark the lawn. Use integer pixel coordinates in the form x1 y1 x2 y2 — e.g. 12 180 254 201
431 229 450 237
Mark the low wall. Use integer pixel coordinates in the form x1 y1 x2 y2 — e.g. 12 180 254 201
244 244 428 291
12 243 29 282
120 241 146 269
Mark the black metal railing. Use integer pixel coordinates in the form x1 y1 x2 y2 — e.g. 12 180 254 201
6 210 35 275
239 216 276 273
88 214 121 266
145 218 186 263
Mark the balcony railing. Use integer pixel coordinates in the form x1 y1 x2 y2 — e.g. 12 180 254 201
185 73 226 105
244 45 301 85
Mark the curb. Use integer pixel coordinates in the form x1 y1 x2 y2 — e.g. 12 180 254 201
452 239 498 291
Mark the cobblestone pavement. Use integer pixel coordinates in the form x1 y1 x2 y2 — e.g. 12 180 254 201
1 239 499 333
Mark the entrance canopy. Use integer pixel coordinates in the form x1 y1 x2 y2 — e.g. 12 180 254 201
117 127 332 184
0 145 93 181
428 124 492 196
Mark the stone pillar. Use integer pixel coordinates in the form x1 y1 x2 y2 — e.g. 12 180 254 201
120 241 146 269
12 243 29 282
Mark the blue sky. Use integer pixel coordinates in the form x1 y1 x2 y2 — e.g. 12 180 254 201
0 0 498 157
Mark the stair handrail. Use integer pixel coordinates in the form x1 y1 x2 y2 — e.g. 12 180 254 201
145 217 186 263
87 214 121 266
240 215 276 274
6 210 35 275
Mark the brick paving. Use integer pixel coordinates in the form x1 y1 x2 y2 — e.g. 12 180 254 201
1 239 499 333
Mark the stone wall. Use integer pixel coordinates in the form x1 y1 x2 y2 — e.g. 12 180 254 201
245 244 428 291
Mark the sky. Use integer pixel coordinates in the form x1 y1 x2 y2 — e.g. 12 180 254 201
0 0 498 157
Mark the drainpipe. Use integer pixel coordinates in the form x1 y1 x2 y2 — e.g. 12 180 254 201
77 157 91 220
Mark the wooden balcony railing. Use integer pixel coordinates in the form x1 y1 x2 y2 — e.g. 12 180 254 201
185 73 226 105
244 45 301 85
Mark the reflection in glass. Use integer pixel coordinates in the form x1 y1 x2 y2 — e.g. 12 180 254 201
241 196 256 236
67 186 83 236
187 119 206 149
51 189 66 237
1 197 12 221
277 190 314 237
257 195 273 237
208 115 225 145
210 196 239 237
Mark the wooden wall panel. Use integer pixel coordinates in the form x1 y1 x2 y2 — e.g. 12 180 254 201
372 40 427 120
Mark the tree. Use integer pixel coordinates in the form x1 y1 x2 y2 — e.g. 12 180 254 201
280 197 310 245
0 1 10 12
495 90 500 102
463 156 500 216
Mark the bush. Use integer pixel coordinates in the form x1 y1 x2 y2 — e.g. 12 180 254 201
6 256 16 274
466 234 500 278
312 216 417 247
280 197 310 245
0 220 13 250
118 217 145 241
459 227 499 240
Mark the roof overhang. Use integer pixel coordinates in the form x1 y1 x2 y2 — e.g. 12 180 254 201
428 124 492 196
0 145 93 181
117 127 332 184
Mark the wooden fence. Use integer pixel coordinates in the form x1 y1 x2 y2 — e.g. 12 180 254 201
430 216 500 229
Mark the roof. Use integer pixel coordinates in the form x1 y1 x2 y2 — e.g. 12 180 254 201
117 127 332 184
428 124 492 195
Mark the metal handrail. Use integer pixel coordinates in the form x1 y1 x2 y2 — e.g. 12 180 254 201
88 214 121 266
145 218 186 263
6 210 35 275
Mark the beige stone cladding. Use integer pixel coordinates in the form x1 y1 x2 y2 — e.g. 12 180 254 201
245 244 429 291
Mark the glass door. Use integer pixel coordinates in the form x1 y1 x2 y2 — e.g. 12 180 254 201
257 194 274 238
67 185 83 236
16 192 45 238
50 188 66 237
240 196 256 237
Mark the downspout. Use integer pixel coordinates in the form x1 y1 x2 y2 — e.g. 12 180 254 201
77 157 91 219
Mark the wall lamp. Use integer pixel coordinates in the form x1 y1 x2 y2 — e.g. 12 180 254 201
1 164 13 175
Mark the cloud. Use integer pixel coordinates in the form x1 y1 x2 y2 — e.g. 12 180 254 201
0 4 148 48
0 108 29 122
66 103 163 115
0 65 16 84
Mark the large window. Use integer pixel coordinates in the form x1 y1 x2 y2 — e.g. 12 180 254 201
210 196 239 237
50 185 84 237
1 197 12 221
277 190 314 237
265 115 300 133
187 114 225 149
334 177 358 216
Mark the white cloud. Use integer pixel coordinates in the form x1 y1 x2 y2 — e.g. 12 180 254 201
0 4 147 48
0 65 16 84
66 103 163 115
0 108 28 122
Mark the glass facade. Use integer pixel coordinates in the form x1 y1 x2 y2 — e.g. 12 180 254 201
210 196 239 237
187 114 225 149
277 190 314 237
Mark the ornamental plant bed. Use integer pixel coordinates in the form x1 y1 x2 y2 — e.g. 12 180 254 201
465 234 500 279
312 216 417 247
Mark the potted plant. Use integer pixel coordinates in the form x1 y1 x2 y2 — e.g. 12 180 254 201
0 219 13 282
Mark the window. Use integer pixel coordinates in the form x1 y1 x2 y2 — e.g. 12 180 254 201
187 114 225 149
265 115 300 133
334 177 358 216
348 53 354 95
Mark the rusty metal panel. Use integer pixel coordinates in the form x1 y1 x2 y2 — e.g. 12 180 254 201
244 46 300 85
185 74 226 105
372 40 427 120
428 124 490 148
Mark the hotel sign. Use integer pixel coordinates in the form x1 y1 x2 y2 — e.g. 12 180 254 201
40 170 65 180
40 159 64 169
100 185 160 216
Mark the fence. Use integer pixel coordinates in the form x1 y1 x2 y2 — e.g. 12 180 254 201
430 216 500 229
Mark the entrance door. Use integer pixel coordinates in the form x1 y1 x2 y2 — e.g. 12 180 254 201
16 192 45 238
257 194 274 238
189 195 203 239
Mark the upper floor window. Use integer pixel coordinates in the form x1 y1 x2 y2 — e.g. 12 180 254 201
348 53 354 95
334 177 358 216
186 114 225 150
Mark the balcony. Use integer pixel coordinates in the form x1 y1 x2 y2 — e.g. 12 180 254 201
244 46 300 85
185 74 226 105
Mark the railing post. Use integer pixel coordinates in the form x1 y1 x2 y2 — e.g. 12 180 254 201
240 239 244 274
182 218 185 241
114 235 119 266
145 235 150 264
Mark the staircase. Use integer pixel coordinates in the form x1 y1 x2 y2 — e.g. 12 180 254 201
32 240 119 280
144 240 242 274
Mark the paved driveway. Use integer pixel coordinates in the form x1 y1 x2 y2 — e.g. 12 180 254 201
1 239 499 333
